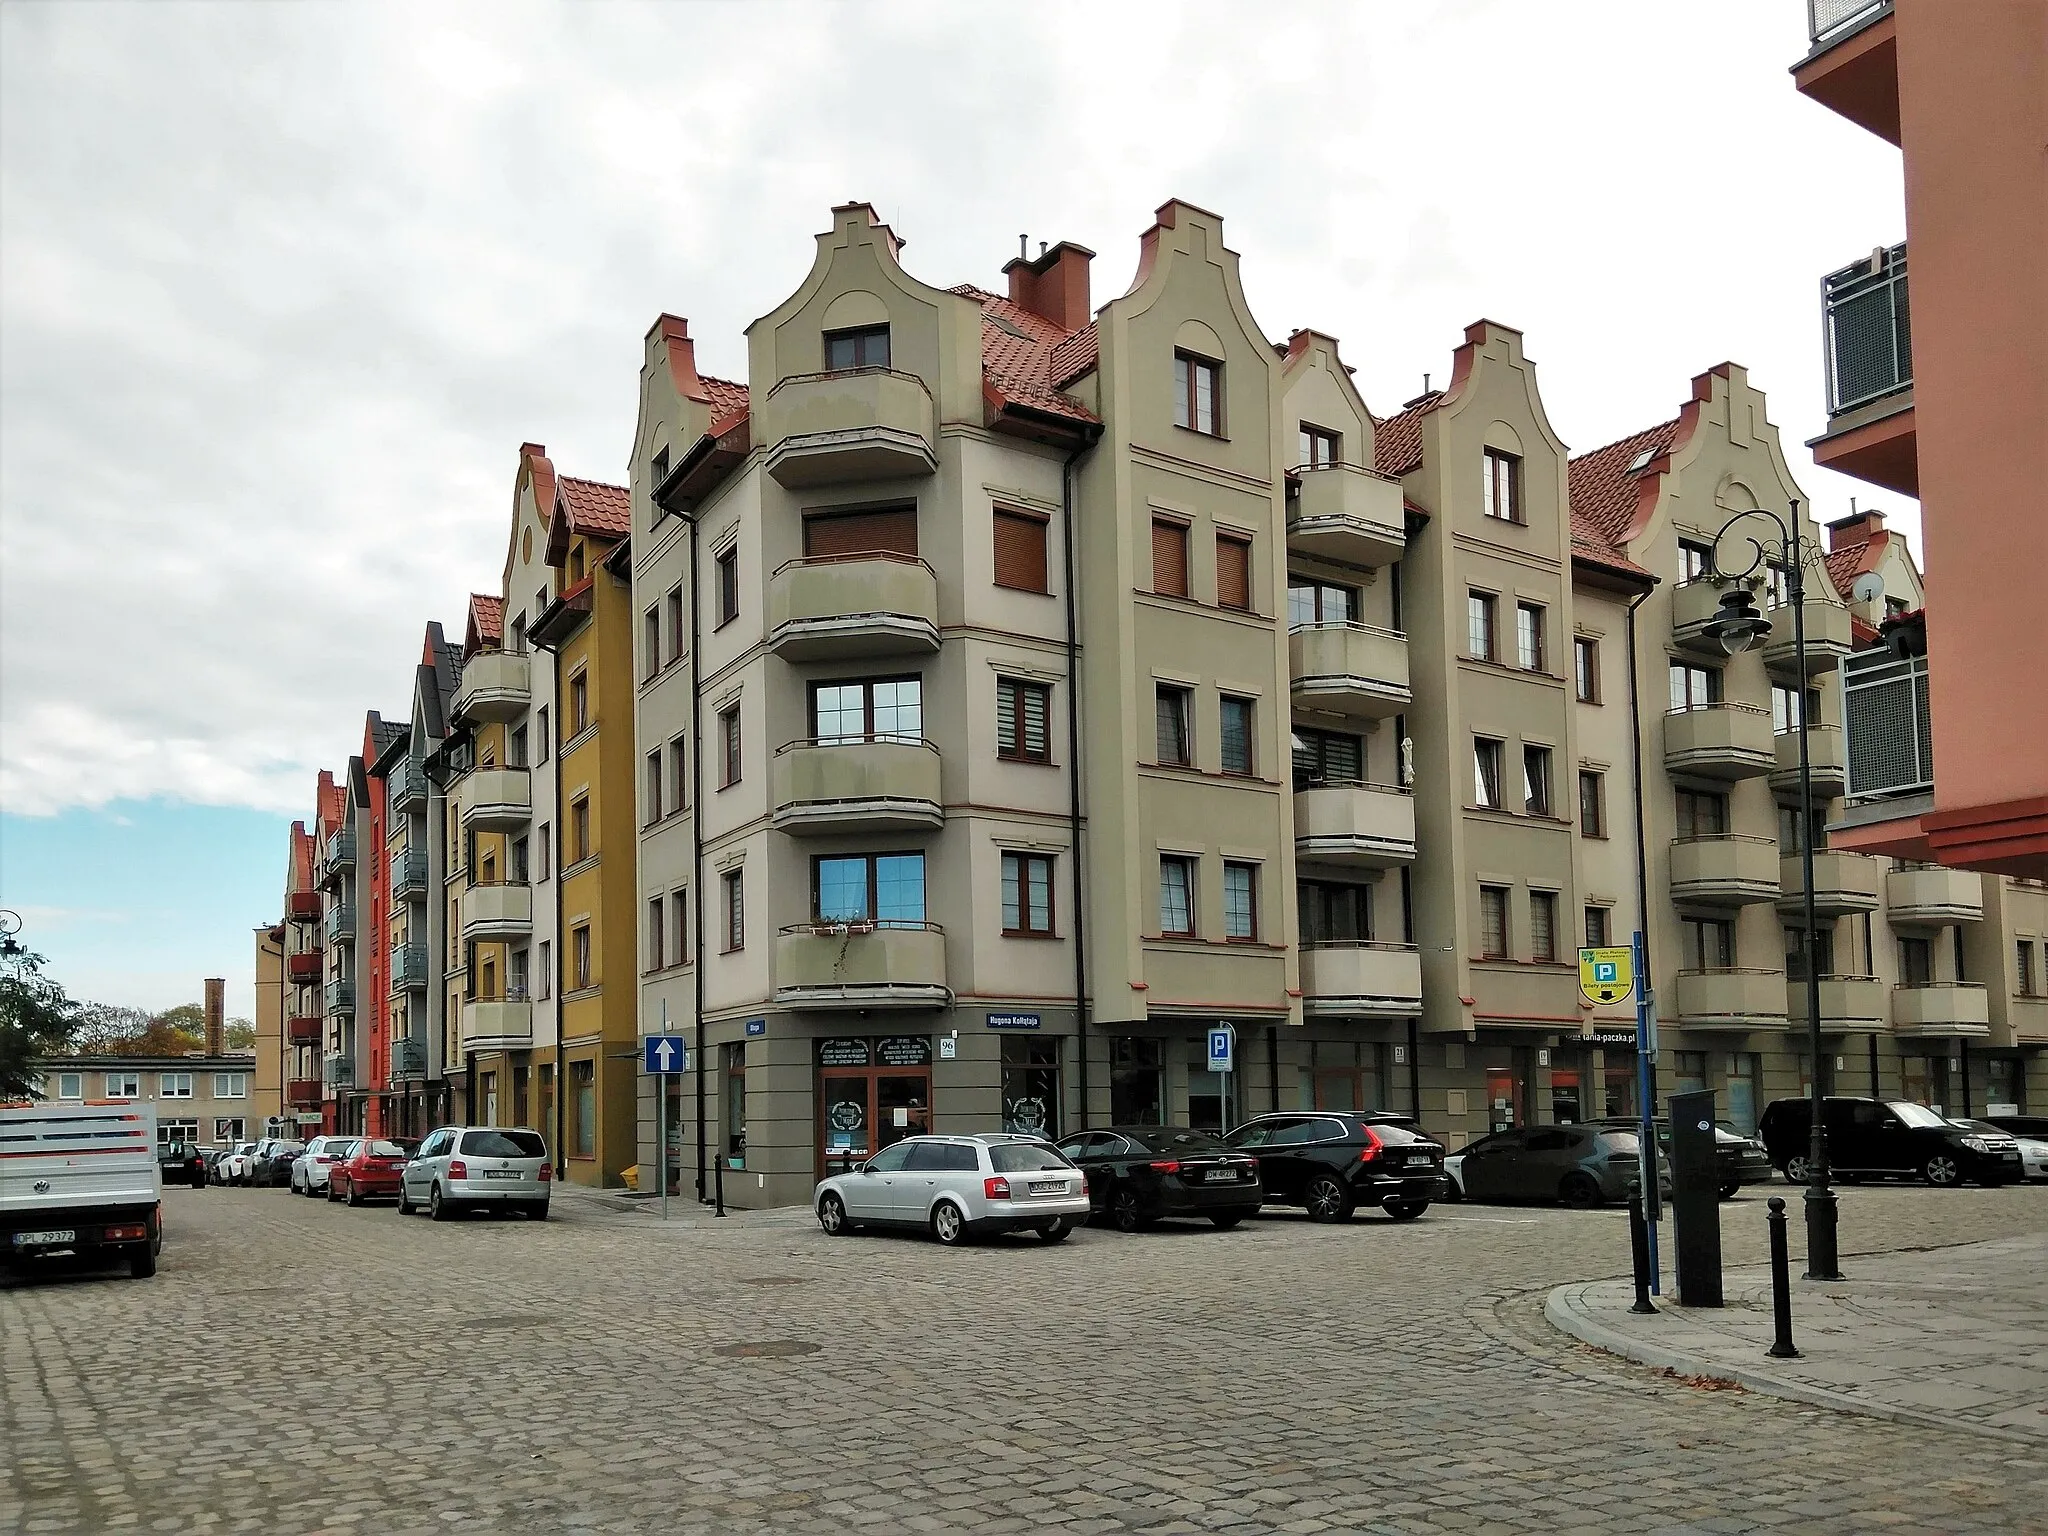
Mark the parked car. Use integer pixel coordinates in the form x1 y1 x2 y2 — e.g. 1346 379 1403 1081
290 1136 358 1196
1222 1111 1444 1222
1052 1126 1262 1231
814 1133 1089 1245
157 1140 207 1188
251 1141 305 1188
328 1138 417 1206
211 1142 259 1186
399 1127 551 1221
1592 1118 1773 1200
1444 1124 1664 1208
1949 1119 2047 1183
1759 1096 2025 1187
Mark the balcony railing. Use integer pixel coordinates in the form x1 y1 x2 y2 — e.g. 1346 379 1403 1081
771 736 944 835
287 1015 322 1047
286 890 321 923
1296 942 1423 1016
1287 464 1406 568
324 1054 355 1088
461 991 533 1050
1808 0 1891 48
767 554 941 660
451 648 531 724
390 848 428 900
1891 981 1991 1037
390 1036 427 1078
1292 780 1416 867
287 950 322 983
388 758 428 811
325 979 355 1015
775 920 948 1009
1824 243 1910 416
324 828 355 869
461 881 533 941
1843 650 1932 801
1288 623 1410 720
1663 702 1775 781
761 368 939 487
323 903 355 945
286 1078 324 1109
389 943 429 990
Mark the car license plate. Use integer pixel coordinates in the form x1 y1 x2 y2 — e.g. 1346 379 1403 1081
484 1170 522 1179
12 1229 76 1248
1029 1179 1065 1195
1206 1169 1238 1182
2000 1151 2020 1161
1405 1155 1431 1166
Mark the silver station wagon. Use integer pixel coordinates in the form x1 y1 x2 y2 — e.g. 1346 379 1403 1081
814 1133 1090 1246
399 1126 552 1221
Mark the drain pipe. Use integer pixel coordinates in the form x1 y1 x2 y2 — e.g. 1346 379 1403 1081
687 509 707 1201
1060 438 1095 1128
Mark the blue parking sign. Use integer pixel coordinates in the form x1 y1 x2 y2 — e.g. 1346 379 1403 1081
1207 1026 1234 1073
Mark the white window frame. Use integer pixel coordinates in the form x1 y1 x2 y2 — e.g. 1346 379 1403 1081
105 1072 140 1100
159 1072 195 1099
213 1073 248 1099
56 1072 83 1100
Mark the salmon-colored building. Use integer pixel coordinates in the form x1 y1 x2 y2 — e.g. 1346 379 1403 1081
1796 0 2048 876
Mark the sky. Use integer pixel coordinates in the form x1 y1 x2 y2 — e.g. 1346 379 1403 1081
0 0 1910 1017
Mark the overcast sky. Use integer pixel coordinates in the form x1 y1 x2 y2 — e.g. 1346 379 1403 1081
0 1 1907 1008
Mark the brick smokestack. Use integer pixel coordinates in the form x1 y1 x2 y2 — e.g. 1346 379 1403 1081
204 978 225 1056
1826 508 1885 554
1003 241 1095 332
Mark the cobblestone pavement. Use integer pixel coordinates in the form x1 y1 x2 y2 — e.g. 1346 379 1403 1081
5 1180 2046 1535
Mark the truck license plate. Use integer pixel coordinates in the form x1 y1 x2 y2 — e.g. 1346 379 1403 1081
12 1229 76 1247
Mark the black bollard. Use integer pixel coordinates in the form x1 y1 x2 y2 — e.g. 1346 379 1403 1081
713 1152 726 1218
1628 1194 1657 1315
1766 1196 1800 1359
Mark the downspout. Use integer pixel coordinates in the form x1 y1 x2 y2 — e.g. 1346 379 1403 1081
1625 583 1657 1120
1060 438 1095 1129
529 626 568 1180
688 510 707 1202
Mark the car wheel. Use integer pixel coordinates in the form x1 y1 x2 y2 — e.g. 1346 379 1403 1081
1783 1154 1812 1184
1441 1174 1464 1203
395 1185 413 1215
428 1184 453 1222
1304 1174 1355 1223
326 1180 340 1202
1923 1154 1962 1187
1386 1202 1428 1221
1718 1180 1740 1201
1110 1186 1151 1234
817 1193 850 1235
128 1246 157 1280
526 1201 549 1222
1208 1213 1244 1230
1558 1172 1603 1209
1037 1218 1072 1243
345 1182 363 1208
930 1201 969 1246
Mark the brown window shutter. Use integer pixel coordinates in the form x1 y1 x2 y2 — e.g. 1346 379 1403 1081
1152 518 1188 597
802 507 919 559
1217 535 1250 610
993 509 1048 592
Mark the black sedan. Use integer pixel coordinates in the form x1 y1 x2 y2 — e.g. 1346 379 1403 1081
1594 1118 1774 1199
1223 1111 1445 1222
1052 1127 1263 1231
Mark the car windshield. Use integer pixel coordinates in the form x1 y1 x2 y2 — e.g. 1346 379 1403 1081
363 1140 410 1157
1598 1133 1642 1153
990 1144 1072 1173
1133 1129 1228 1154
1889 1102 1950 1129
460 1130 546 1159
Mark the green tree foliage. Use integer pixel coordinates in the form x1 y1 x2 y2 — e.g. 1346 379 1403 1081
0 940 81 1100
67 1001 207 1057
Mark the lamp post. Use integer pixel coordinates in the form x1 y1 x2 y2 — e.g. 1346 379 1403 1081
1699 499 1843 1282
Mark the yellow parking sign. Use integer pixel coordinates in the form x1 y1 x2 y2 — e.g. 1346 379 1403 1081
1578 946 1634 1005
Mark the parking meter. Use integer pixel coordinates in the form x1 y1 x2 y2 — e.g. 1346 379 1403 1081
1668 1088 1723 1307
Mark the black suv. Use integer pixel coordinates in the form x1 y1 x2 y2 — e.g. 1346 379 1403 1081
1223 1111 1444 1221
1758 1096 2025 1187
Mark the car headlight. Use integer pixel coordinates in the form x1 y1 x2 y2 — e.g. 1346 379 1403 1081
1959 1136 1992 1153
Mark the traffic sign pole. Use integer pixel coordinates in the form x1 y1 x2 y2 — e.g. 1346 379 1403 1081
1634 928 1661 1294
657 1002 668 1222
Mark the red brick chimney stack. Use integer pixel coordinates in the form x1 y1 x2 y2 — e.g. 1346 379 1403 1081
1003 241 1095 332
1826 508 1886 553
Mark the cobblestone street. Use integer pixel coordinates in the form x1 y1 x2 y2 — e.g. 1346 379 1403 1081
5 1182 2046 1535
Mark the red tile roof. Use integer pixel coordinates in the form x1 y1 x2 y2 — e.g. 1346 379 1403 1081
1823 538 1884 600
558 476 631 538
703 376 749 434
1567 421 1678 582
470 593 503 645
1050 322 1099 390
951 285 1100 426
316 772 345 835
1372 395 1442 477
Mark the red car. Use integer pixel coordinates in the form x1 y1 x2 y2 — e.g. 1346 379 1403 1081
328 1138 419 1206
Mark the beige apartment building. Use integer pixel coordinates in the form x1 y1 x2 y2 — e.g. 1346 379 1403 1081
40 1055 267 1146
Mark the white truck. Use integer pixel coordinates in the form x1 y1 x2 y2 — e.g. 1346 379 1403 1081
1 1099 164 1279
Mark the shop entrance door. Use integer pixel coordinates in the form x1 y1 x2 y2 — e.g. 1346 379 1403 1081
819 1073 875 1179
815 1036 936 1179
1485 1066 1521 1133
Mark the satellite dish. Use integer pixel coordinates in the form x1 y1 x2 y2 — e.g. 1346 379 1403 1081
1852 571 1885 607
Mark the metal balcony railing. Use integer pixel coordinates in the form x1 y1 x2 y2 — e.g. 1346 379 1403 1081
1808 0 1891 47
389 758 428 809
323 903 355 945
324 1055 355 1088
390 847 428 898
324 828 356 869
325 979 355 1014
1824 243 1910 415
391 1037 427 1078
1843 650 1932 800
389 943 429 989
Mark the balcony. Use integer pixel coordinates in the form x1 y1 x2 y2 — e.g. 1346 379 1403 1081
1787 974 1886 1028
1671 580 1728 654
1796 0 1900 141
324 1054 355 1088
391 1036 427 1078
1297 943 1423 1017
1886 865 1985 925
286 1079 324 1109
1891 982 1991 1039
287 1015 322 1047
1287 465 1406 568
1772 725 1846 798
388 758 428 812
318 828 354 887
1777 849 1884 916
771 737 944 835
761 369 938 488
1673 969 1789 1030
1663 703 1774 781
325 980 354 1015
452 648 531 725
390 943 429 992
766 555 941 660
1288 624 1409 720
1668 836 1780 907
1810 245 1915 496
462 882 533 942
323 903 355 946
775 921 949 1009
1292 782 1416 868
461 994 533 1051
390 848 428 901
286 890 320 923
1842 650 1931 804
1762 598 1854 678
461 767 532 833
287 950 322 983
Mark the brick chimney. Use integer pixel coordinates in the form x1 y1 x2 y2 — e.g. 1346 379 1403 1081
1826 508 1885 553
1003 241 1095 332
204 977 225 1056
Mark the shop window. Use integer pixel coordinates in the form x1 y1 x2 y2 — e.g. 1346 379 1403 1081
572 1061 596 1157
1602 1056 1637 1120
1669 1051 1708 1104
1001 1036 1060 1138
1186 1043 1239 1133
1305 1041 1384 1113
1726 1053 1761 1135
1110 1037 1164 1125
724 1043 747 1168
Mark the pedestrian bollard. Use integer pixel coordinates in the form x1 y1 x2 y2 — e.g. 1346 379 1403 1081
713 1153 726 1218
1628 1192 1658 1315
1766 1196 1800 1359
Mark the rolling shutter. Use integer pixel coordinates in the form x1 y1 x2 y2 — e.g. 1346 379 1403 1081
993 509 1048 592
802 507 918 559
1151 518 1188 597
1216 535 1251 610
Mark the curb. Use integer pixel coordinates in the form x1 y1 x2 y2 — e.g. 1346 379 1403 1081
1543 1282 2046 1447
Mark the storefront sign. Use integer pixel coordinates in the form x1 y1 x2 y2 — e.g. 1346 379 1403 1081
986 1012 1041 1030
877 1036 932 1067
1585 1031 1637 1047
745 1018 766 1037
818 1038 871 1067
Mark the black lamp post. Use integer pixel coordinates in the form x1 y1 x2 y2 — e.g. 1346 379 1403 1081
1699 499 1843 1282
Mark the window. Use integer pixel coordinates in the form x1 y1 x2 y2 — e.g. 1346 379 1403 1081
1299 424 1341 468
1482 449 1521 522
535 939 551 1000
993 508 1049 593
1900 935 1934 986
1110 1037 1164 1126
1216 534 1252 611
572 1060 596 1157
1523 746 1553 816
1669 662 1721 710
715 547 739 627
824 324 889 370
802 506 918 558
997 678 1051 763
814 853 927 925
1467 591 1497 661
724 1043 748 1163
1151 517 1189 597
105 1072 139 1099
1579 771 1606 837
1222 861 1259 940
1299 881 1370 944
810 676 921 743
537 822 551 879
570 797 590 863
648 896 665 971
509 614 526 656
1674 787 1730 838
56 1072 82 1100
1002 1036 1061 1138
213 1073 247 1098
1516 603 1546 671
669 735 687 812
536 706 549 764
568 543 585 583
1159 856 1196 936
645 750 662 824
2019 941 2038 997
672 887 690 964
1174 350 1222 435
665 587 684 662
1530 891 1558 963
536 585 549 621
1289 580 1356 627
1474 737 1504 808
1002 852 1055 937
509 947 528 998
643 606 660 679
1680 916 1735 970
1155 685 1192 767
508 725 528 769
1219 696 1254 776
1762 562 1792 608
1584 906 1610 948
1771 685 1818 734
569 671 589 735
1292 726 1363 788
156 1118 200 1148
1785 923 1835 981
721 869 744 952
719 705 741 787
1479 886 1510 958
1574 636 1600 702
1777 801 1816 854
1678 539 1715 583
571 924 592 989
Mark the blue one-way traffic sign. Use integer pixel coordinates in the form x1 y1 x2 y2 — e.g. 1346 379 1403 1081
643 1035 689 1074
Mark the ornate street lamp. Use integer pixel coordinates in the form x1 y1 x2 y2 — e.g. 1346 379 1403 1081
1700 500 1843 1282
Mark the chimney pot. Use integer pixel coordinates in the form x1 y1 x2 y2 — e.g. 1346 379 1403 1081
1002 240 1095 332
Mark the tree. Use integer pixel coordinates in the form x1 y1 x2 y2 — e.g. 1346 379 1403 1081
0 939 81 1100
225 1017 256 1050
66 1002 205 1057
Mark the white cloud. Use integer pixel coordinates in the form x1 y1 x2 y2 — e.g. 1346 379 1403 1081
0 0 1913 817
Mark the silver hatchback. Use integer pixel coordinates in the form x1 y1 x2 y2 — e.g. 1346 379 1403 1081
814 1133 1091 1245
399 1126 552 1221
